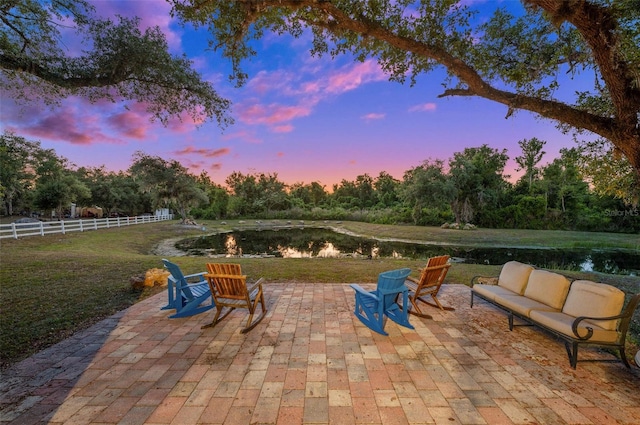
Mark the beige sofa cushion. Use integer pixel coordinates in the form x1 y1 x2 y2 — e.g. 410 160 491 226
497 261 534 295
528 310 620 343
561 280 625 331
523 270 570 310
472 284 518 302
494 294 557 317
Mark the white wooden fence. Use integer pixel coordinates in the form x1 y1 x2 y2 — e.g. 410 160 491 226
0 214 174 239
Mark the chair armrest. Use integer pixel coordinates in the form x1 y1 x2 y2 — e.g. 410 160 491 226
350 284 379 300
205 273 247 280
184 272 207 282
423 263 451 272
247 277 265 293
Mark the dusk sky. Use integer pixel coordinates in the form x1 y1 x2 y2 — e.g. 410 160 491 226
2 0 595 189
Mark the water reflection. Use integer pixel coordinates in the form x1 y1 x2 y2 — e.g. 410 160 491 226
224 235 240 256
317 242 340 258
174 228 640 275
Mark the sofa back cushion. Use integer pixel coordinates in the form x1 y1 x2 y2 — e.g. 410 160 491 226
498 261 534 295
523 270 570 310
562 280 626 331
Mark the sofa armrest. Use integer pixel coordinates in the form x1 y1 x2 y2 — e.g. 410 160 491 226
571 293 640 340
470 275 498 287
571 312 627 340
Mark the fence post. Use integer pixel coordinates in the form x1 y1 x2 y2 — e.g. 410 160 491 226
61 220 65 234
40 222 45 236
12 223 17 239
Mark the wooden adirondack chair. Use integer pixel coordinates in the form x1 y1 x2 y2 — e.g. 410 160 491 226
404 255 452 319
203 263 267 333
161 259 214 319
350 268 414 336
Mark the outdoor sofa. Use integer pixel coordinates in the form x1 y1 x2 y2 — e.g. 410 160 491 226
470 261 640 369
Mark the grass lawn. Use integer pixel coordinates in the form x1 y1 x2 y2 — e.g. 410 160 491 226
1 219 638 369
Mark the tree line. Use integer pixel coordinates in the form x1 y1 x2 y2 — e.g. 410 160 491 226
2 131 638 233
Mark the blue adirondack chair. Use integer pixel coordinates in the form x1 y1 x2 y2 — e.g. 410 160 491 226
350 268 414 335
161 259 214 318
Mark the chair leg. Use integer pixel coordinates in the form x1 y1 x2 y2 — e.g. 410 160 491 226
241 293 267 333
353 295 388 335
202 306 234 329
408 297 432 319
417 294 454 311
430 294 455 311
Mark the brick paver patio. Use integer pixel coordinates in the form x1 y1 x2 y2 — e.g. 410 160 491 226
1 283 638 424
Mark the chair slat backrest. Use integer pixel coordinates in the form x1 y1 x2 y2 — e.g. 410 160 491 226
377 268 412 293
377 268 412 309
207 263 242 275
418 255 451 288
206 263 247 301
163 259 195 298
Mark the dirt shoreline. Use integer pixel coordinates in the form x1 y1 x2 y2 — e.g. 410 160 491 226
151 236 189 257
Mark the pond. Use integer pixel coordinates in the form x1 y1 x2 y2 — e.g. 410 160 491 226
174 227 640 276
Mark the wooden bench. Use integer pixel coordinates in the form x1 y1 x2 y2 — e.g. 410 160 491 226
470 261 640 369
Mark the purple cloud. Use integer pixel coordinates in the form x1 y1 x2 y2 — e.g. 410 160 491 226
409 103 437 112
175 146 231 158
361 113 386 121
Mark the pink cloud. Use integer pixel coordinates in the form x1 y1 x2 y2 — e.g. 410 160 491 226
457 0 498 6
4 99 122 145
184 159 205 170
362 113 385 121
326 60 387 94
176 156 226 175
1 96 172 146
25 113 93 145
107 110 148 140
234 59 389 135
277 152 285 158
247 70 296 95
175 146 231 158
409 103 437 112
222 130 263 144
300 81 321 95
165 112 203 133
237 103 311 126
273 124 294 133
